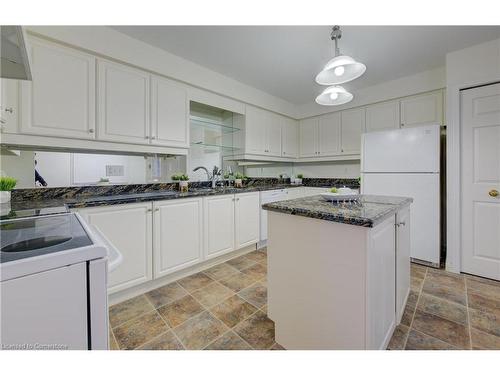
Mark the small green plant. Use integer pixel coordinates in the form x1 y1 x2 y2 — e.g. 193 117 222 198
171 173 189 181
234 172 247 180
0 177 17 191
296 174 303 179
330 187 338 193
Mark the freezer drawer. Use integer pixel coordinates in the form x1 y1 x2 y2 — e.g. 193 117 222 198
361 173 440 265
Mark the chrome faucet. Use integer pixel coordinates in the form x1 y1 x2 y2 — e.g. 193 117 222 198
193 166 221 188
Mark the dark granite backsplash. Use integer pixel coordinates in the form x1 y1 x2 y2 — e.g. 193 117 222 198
302 178 360 188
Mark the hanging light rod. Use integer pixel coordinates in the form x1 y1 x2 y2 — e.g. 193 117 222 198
315 25 366 86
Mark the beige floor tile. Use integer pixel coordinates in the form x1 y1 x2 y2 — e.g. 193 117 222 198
401 304 415 327
261 305 268 314
405 329 458 350
157 295 205 327
466 278 500 301
387 325 409 350
410 276 424 291
109 295 154 327
204 330 252 350
471 328 500 349
410 263 427 280
469 308 500 337
244 250 267 264
177 272 215 293
412 310 470 349
109 329 119 350
145 282 188 308
417 293 468 325
219 272 259 292
137 330 184 350
238 282 267 309
226 255 257 271
270 342 285 350
113 311 169 350
191 282 234 308
203 263 240 281
234 310 275 349
406 289 419 308
422 274 466 306
240 263 267 280
210 295 257 328
467 291 500 315
173 311 227 350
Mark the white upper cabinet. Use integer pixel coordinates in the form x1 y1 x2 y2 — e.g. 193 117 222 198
341 107 366 155
97 59 150 144
281 116 298 158
365 100 400 132
204 194 235 259
153 198 203 278
245 105 267 154
299 117 319 157
234 192 260 249
0 79 19 134
266 112 282 156
150 75 188 148
20 36 96 139
400 91 443 128
318 112 341 156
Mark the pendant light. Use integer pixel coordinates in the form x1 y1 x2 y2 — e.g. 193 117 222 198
315 85 353 106
315 26 366 85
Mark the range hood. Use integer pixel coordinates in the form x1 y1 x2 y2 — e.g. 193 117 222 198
1 26 32 80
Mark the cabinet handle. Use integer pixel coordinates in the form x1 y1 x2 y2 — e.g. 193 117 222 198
4 107 13 114
145 136 150 139
236 198 240 201
155 208 160 212
401 123 405 127
0 118 5 125
147 208 152 212
151 136 156 140
489 189 499 197
396 221 406 227
88 129 94 133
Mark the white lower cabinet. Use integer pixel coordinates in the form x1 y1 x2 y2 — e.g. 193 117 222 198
235 192 260 249
204 195 236 259
77 202 153 294
395 206 411 322
153 198 203 278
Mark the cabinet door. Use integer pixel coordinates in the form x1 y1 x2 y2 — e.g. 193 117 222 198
341 107 365 155
235 192 260 249
281 116 298 158
151 75 188 148
318 112 341 156
97 59 150 144
266 112 282 156
365 100 400 132
396 206 410 323
20 37 96 139
153 198 203 278
245 105 267 155
400 91 443 128
0 78 18 134
299 118 318 157
77 203 153 294
204 195 235 259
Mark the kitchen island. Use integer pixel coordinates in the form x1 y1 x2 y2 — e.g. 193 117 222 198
263 195 412 350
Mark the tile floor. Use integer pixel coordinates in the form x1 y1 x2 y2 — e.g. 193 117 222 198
108 248 500 350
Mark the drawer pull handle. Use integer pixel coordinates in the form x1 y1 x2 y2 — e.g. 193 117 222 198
489 189 499 197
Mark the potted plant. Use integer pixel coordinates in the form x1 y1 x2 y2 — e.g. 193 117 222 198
295 174 303 185
233 173 247 188
0 176 17 204
172 173 189 192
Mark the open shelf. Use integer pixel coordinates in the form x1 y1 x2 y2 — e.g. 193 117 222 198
190 142 240 152
190 115 240 134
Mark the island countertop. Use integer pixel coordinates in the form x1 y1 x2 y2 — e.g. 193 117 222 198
262 194 412 227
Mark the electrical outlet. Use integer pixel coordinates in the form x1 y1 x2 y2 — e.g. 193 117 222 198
106 165 124 177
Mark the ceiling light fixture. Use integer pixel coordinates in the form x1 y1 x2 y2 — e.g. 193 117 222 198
315 26 366 85
315 86 353 106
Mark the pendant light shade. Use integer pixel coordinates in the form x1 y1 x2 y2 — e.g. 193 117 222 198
316 55 366 85
315 86 353 106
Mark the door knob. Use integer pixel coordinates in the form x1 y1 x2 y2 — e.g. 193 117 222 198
489 189 499 197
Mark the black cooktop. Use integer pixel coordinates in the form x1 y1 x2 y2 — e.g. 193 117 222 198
0 214 93 263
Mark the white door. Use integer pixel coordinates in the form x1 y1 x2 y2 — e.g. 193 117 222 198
396 206 410 323
341 107 365 155
318 112 341 156
153 198 203 278
77 203 153 293
235 192 260 249
20 37 96 139
97 59 150 144
400 91 443 128
365 100 400 132
266 112 282 157
461 83 500 280
299 118 318 157
1 263 88 349
0 79 18 134
245 105 267 155
150 75 188 148
204 195 235 259
281 116 298 158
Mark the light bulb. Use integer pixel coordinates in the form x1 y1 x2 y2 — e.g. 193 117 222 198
334 66 345 76
330 92 339 101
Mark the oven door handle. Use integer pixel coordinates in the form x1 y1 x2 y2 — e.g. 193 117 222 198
89 225 123 273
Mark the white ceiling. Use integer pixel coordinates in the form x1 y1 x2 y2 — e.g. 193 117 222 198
111 26 500 105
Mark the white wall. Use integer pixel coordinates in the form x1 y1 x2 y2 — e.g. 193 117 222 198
0 151 34 188
445 37 500 273
245 161 360 179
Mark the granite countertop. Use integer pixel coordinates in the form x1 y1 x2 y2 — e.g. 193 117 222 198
262 194 413 227
1 184 302 220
